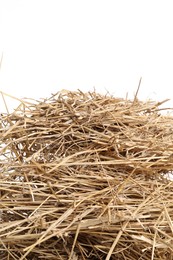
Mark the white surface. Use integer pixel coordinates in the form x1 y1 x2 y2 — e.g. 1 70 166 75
0 0 173 112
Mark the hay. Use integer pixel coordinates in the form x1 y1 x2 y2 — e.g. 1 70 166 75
1 89 173 259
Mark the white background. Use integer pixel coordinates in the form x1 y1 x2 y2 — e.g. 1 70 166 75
0 0 173 112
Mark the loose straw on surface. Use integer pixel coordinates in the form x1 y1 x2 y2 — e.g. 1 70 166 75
1 90 173 259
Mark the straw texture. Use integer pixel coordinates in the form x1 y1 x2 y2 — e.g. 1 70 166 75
1 90 173 259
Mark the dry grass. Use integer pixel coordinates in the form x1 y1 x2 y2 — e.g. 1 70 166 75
1 89 173 259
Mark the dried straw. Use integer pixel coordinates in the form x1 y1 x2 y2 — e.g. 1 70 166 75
1 89 173 259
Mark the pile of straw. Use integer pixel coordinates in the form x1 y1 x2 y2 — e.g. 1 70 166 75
1 90 173 259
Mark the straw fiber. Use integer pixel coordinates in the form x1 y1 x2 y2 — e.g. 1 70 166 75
1 90 173 259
